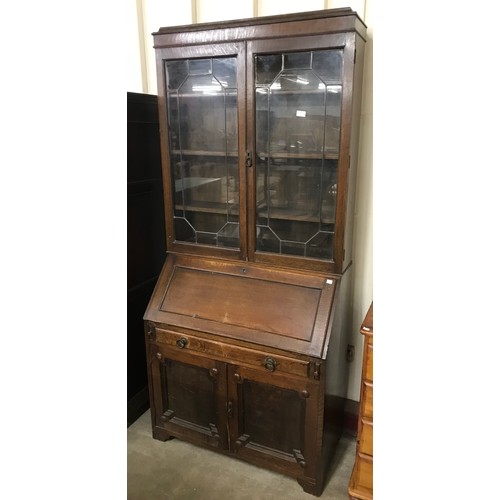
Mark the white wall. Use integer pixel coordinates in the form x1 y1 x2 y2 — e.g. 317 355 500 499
129 0 373 402
197 0 254 22
346 0 372 401
127 0 146 93
257 0 325 16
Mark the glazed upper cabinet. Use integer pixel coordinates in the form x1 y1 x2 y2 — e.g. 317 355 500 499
146 9 367 496
154 8 366 274
161 44 246 254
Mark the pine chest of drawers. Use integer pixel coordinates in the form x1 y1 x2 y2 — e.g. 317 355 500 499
348 302 373 499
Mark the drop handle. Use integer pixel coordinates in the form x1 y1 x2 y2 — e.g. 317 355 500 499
176 337 188 348
264 357 276 372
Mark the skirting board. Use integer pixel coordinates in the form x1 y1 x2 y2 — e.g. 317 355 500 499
325 395 359 436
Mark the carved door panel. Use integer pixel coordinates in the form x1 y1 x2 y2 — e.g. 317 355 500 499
150 344 228 450
227 364 319 478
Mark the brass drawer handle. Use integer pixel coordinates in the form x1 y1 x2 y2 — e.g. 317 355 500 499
264 357 276 372
176 337 188 348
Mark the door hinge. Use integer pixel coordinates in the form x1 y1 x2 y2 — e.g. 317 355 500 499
354 49 357 64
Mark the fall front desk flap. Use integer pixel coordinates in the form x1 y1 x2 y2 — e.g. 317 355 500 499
144 254 339 359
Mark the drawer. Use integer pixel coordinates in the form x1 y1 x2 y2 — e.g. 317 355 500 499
154 327 310 378
358 418 373 456
360 381 373 419
353 453 373 491
365 342 373 382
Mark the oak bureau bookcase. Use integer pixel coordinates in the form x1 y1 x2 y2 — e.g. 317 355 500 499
143 8 367 496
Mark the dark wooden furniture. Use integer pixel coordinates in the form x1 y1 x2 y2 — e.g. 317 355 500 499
144 8 367 496
348 303 373 499
127 92 165 426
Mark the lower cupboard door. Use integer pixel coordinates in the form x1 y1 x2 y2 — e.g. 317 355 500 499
150 344 228 450
227 364 320 478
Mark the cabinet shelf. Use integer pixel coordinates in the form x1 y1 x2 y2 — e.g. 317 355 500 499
172 150 338 160
175 201 238 215
174 203 334 224
172 149 238 158
258 206 334 224
258 151 339 161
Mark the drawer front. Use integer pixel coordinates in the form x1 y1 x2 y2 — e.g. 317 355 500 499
365 342 373 382
360 381 373 419
354 453 373 491
154 327 310 378
358 418 373 456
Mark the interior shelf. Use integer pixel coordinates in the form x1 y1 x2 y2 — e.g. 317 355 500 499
172 150 238 157
258 151 339 160
258 206 334 224
175 201 239 215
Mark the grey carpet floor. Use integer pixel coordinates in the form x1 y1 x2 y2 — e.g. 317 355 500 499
128 410 356 499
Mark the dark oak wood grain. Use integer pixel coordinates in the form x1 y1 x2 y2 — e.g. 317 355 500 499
143 8 367 497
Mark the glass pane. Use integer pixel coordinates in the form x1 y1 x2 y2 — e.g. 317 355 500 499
166 60 188 90
213 58 237 88
255 88 269 154
312 49 343 83
165 56 240 249
325 86 342 154
254 49 343 260
284 51 311 70
188 59 211 75
270 71 324 156
226 89 238 154
179 74 225 151
255 54 282 85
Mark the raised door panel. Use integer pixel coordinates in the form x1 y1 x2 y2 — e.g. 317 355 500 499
227 364 320 479
149 343 228 450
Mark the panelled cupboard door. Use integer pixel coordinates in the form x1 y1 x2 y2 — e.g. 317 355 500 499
227 364 321 480
155 42 248 261
149 344 229 450
246 33 356 270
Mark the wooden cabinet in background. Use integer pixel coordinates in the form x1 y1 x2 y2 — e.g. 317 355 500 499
348 302 373 500
144 8 367 496
127 92 165 426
